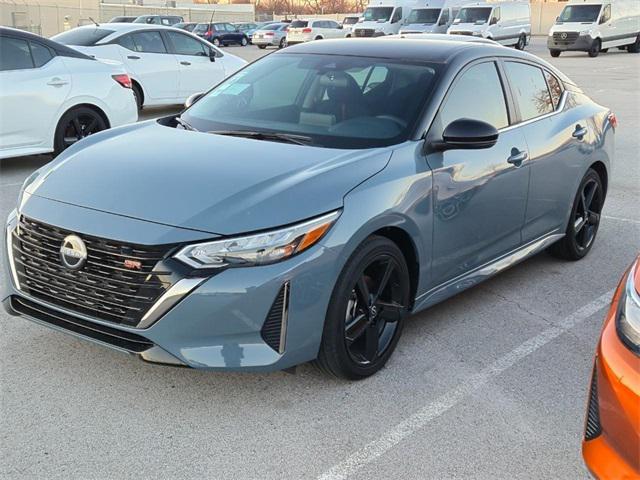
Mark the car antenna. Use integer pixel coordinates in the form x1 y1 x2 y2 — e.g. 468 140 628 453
88 16 100 27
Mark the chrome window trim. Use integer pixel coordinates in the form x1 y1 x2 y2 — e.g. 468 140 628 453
499 90 568 134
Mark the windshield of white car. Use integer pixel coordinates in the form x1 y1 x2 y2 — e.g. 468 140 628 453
52 28 115 46
363 7 394 22
182 53 440 149
455 7 492 24
407 8 441 24
558 5 602 23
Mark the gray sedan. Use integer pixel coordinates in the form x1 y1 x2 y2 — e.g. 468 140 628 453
252 22 289 49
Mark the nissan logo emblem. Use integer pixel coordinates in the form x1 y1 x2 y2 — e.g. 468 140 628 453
60 234 87 270
560 32 568 39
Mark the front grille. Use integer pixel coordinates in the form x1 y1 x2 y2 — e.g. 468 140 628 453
11 216 175 326
261 283 290 354
553 31 579 45
354 28 375 37
585 364 602 440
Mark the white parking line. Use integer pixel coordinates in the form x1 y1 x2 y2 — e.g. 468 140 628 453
603 214 640 225
318 289 615 480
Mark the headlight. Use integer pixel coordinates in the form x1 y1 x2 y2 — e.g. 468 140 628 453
616 261 640 354
174 211 340 269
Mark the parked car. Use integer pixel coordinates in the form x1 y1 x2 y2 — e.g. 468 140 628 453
448 1 530 50
2 38 615 379
582 257 639 479
193 22 250 47
286 19 344 45
252 23 289 49
173 22 199 33
399 0 466 35
0 27 137 160
342 15 361 37
133 15 183 26
109 16 137 23
52 24 247 109
548 0 640 58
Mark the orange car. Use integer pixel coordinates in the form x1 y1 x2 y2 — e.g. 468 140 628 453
582 257 640 479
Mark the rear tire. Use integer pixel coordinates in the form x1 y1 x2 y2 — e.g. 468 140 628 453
550 49 561 58
314 236 410 380
588 39 601 57
628 35 640 53
53 106 107 156
549 169 604 261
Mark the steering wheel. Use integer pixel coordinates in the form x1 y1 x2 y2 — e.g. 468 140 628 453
375 115 408 129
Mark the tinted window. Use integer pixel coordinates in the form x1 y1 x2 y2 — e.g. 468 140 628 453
167 32 206 56
117 34 136 50
0 37 33 70
53 28 114 46
131 31 167 53
30 41 54 67
441 62 508 130
505 62 553 121
544 71 563 110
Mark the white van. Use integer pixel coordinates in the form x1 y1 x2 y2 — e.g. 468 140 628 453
447 1 531 50
353 0 420 37
399 0 468 34
548 0 640 57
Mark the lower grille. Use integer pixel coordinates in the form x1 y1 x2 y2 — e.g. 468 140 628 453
354 28 375 37
9 296 154 353
553 31 579 45
261 283 290 354
11 216 175 326
585 364 602 440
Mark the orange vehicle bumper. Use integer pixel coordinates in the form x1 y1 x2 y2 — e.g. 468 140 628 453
582 269 640 479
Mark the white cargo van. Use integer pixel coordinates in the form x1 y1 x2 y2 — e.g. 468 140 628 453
399 0 468 34
548 0 640 57
447 1 531 50
353 0 420 37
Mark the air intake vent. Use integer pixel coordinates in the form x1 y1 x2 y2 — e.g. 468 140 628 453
585 364 602 440
261 282 290 354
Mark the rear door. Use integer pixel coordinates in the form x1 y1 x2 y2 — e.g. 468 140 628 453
0 36 70 152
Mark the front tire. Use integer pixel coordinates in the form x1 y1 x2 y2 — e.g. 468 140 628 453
550 49 561 58
549 169 604 261
588 39 601 57
53 106 107 156
315 236 410 379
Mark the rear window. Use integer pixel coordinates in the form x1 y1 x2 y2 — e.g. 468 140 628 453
290 20 308 28
53 28 114 46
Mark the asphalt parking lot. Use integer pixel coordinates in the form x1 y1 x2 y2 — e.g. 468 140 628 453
1 37 638 479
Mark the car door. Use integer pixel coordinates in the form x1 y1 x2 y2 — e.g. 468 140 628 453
0 36 70 152
503 61 589 243
119 31 179 102
426 60 530 286
164 30 224 99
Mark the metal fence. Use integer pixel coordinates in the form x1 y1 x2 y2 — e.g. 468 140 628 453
0 1 255 38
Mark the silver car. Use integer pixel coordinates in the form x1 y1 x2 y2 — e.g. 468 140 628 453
253 23 289 49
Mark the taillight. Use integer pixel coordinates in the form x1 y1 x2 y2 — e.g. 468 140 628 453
608 112 618 129
112 73 132 89
302 27 312 33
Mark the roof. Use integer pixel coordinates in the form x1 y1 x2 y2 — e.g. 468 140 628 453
0 26 93 59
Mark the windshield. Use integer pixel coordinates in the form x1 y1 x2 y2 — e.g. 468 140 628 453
52 28 114 46
182 53 439 149
363 7 394 22
558 5 602 23
343 17 359 25
407 8 441 24
455 7 492 24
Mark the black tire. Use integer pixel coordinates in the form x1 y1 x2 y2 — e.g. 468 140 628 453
315 236 411 380
258 44 266 49
278 37 286 49
588 39 601 57
550 49 561 58
132 82 143 110
53 106 107 156
549 169 604 261
515 34 526 50
628 35 640 53
240 36 248 46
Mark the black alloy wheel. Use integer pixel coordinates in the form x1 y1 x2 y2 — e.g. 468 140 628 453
54 107 107 155
315 236 410 379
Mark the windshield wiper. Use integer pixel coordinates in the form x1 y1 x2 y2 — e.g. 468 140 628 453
209 130 312 146
175 116 198 132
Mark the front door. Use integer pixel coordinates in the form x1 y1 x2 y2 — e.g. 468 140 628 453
426 60 530 286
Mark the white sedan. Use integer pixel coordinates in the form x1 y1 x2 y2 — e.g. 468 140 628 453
52 23 247 109
0 27 137 160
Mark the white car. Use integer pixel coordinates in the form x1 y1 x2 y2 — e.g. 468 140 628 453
0 27 137 160
286 19 346 45
52 24 247 109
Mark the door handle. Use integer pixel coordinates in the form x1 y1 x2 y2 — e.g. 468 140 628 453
180 61 191 66
127 55 141 60
47 77 68 87
572 125 588 139
507 149 528 166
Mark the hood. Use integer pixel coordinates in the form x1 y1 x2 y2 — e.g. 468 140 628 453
26 121 392 236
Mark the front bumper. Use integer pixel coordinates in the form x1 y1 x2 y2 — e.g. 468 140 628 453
582 274 640 478
547 35 594 52
3 200 341 372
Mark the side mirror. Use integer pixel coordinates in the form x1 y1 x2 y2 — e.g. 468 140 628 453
185 92 205 109
430 118 499 152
